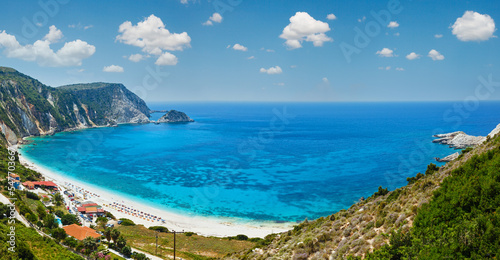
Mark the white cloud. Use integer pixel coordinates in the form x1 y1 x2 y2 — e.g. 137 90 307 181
378 66 391 70
406 52 420 60
358 16 366 23
388 21 399 28
376 48 394 57
116 14 190 66
155 52 178 65
68 23 93 30
452 11 496 41
394 32 400 36
180 0 188 4
247 56 255 60
428 49 444 60
290 65 297 68
203 13 223 26
0 27 95 67
326 14 337 20
260 66 282 75
103 65 124 73
322 77 329 83
232 43 248 51
280 12 333 50
128 53 144 62
44 25 63 43
274 82 285 86
396 67 404 71
434 34 443 38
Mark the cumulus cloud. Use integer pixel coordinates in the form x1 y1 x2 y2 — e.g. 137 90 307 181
434 34 443 38
406 52 420 60
326 14 337 20
322 77 329 83
232 43 248 51
358 16 366 23
103 65 124 73
203 13 223 26
387 21 399 28
0 27 95 67
280 12 332 49
396 67 404 71
378 66 391 70
116 14 190 66
44 25 63 43
247 56 255 60
155 52 178 65
128 54 144 62
452 11 496 41
428 49 444 60
376 48 394 57
260 66 282 75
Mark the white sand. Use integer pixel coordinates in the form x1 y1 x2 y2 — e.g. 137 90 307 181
16 147 292 238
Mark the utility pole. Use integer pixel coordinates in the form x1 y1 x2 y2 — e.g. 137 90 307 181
164 230 184 259
155 231 158 255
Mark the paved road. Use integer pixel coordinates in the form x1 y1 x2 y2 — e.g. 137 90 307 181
0 192 31 227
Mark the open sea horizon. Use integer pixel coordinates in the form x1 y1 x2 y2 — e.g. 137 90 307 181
20 101 500 222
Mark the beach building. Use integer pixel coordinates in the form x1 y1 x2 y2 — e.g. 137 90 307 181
23 181 35 190
22 181 58 190
8 173 21 189
77 201 106 217
63 224 101 240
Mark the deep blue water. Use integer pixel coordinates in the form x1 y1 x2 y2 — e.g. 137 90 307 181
20 102 500 222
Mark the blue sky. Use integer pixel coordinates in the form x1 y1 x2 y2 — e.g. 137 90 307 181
0 0 499 102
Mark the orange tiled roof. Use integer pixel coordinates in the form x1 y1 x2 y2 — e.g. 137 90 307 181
85 207 98 213
63 224 101 240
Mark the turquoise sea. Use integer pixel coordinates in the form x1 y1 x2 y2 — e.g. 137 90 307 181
20 102 500 222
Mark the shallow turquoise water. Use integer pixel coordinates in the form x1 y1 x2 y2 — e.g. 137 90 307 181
20 102 500 222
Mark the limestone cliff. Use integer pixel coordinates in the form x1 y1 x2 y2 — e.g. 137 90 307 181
0 67 150 145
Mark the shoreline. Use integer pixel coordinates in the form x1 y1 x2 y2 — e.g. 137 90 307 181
15 148 293 238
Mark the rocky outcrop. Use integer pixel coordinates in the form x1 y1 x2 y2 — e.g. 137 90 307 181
488 123 500 139
432 131 486 149
0 67 150 145
157 110 194 123
436 152 460 162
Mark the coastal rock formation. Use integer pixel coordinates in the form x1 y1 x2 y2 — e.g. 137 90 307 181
432 131 486 149
0 67 150 145
436 152 460 162
157 110 194 123
59 83 151 124
488 123 500 138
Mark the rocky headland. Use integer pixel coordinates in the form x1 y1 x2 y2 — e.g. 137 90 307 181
157 110 194 123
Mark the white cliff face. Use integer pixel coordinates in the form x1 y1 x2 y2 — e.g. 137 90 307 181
0 67 152 145
433 131 486 149
488 123 500 138
109 89 150 124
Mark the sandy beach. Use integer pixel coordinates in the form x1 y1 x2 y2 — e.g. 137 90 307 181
15 146 292 238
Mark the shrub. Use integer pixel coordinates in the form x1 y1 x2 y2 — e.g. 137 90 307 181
372 186 389 197
61 214 78 225
375 218 384 228
235 234 249 241
118 218 135 226
424 163 439 175
25 191 39 200
148 226 169 233
184 232 196 236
